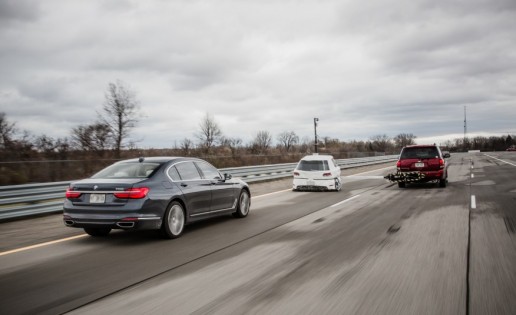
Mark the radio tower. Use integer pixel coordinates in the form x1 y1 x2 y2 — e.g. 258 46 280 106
464 106 467 143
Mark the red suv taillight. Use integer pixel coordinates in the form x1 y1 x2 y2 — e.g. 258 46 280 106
114 187 150 199
396 160 401 169
439 158 445 169
65 188 81 199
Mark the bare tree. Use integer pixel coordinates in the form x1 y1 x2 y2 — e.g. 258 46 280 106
99 80 139 158
195 113 222 153
252 130 272 154
71 123 112 154
322 136 339 150
277 131 299 152
393 133 417 149
369 134 393 153
0 112 16 149
35 135 56 153
299 136 312 153
54 138 71 158
221 137 243 156
505 135 514 148
180 138 193 155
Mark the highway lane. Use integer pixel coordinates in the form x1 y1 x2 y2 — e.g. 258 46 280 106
69 155 472 315
0 164 391 253
1 153 515 314
0 164 394 315
469 152 516 315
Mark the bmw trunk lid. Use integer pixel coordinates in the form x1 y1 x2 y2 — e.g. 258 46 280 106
67 178 147 206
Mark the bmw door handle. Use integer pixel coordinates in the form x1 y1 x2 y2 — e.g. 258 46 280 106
180 183 188 187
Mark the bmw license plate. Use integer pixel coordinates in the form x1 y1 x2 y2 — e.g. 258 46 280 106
89 193 106 203
307 180 315 186
415 162 425 168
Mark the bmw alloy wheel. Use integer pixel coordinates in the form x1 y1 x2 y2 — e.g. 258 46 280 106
234 190 250 218
161 202 185 239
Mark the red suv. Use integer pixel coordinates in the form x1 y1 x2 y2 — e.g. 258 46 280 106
396 145 450 188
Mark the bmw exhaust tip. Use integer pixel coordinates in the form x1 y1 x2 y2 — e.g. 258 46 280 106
116 221 135 228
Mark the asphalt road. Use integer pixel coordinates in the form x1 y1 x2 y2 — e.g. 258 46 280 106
0 153 515 315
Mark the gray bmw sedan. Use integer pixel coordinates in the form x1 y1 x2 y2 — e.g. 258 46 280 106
63 157 250 239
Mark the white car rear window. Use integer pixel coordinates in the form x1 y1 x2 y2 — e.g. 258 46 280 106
297 160 330 171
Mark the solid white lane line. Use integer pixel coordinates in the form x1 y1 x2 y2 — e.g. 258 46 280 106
0 234 87 257
331 195 361 207
484 154 516 167
471 195 477 209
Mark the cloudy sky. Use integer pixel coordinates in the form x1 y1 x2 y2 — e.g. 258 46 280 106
1 0 515 148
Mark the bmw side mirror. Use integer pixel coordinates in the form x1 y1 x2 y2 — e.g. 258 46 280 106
224 173 232 180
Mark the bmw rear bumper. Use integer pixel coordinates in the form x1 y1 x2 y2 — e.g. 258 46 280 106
63 213 162 230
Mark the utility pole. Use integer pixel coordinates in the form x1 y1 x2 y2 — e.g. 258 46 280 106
464 106 467 142
314 118 319 154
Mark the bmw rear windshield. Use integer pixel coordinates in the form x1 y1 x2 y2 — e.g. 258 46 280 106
91 162 162 179
297 160 330 171
400 147 439 159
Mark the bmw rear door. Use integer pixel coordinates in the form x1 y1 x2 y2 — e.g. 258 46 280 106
172 161 211 216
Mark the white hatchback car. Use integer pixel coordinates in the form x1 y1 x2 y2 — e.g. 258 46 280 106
293 154 342 191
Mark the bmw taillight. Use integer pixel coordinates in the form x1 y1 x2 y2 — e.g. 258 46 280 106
121 217 139 221
114 187 150 199
65 188 81 199
323 172 332 177
293 171 300 176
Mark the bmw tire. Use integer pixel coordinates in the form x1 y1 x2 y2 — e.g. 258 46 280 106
160 201 185 239
233 190 250 218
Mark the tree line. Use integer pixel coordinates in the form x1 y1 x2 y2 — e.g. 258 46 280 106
1 81 514 185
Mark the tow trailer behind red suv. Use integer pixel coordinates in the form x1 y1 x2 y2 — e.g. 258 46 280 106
385 145 450 188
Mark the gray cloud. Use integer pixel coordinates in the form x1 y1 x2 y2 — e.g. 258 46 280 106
0 0 515 148
0 0 40 23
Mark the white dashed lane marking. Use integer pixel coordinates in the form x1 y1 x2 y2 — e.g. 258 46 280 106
471 195 477 209
331 195 361 208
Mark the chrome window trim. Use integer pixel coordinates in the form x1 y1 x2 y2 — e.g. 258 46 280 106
74 221 114 225
190 207 234 217
67 190 131 194
165 160 222 183
194 161 223 180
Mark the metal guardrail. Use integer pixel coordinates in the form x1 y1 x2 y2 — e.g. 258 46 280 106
0 155 397 221
227 155 398 182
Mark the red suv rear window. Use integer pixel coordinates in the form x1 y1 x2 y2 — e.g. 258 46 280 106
400 147 439 159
